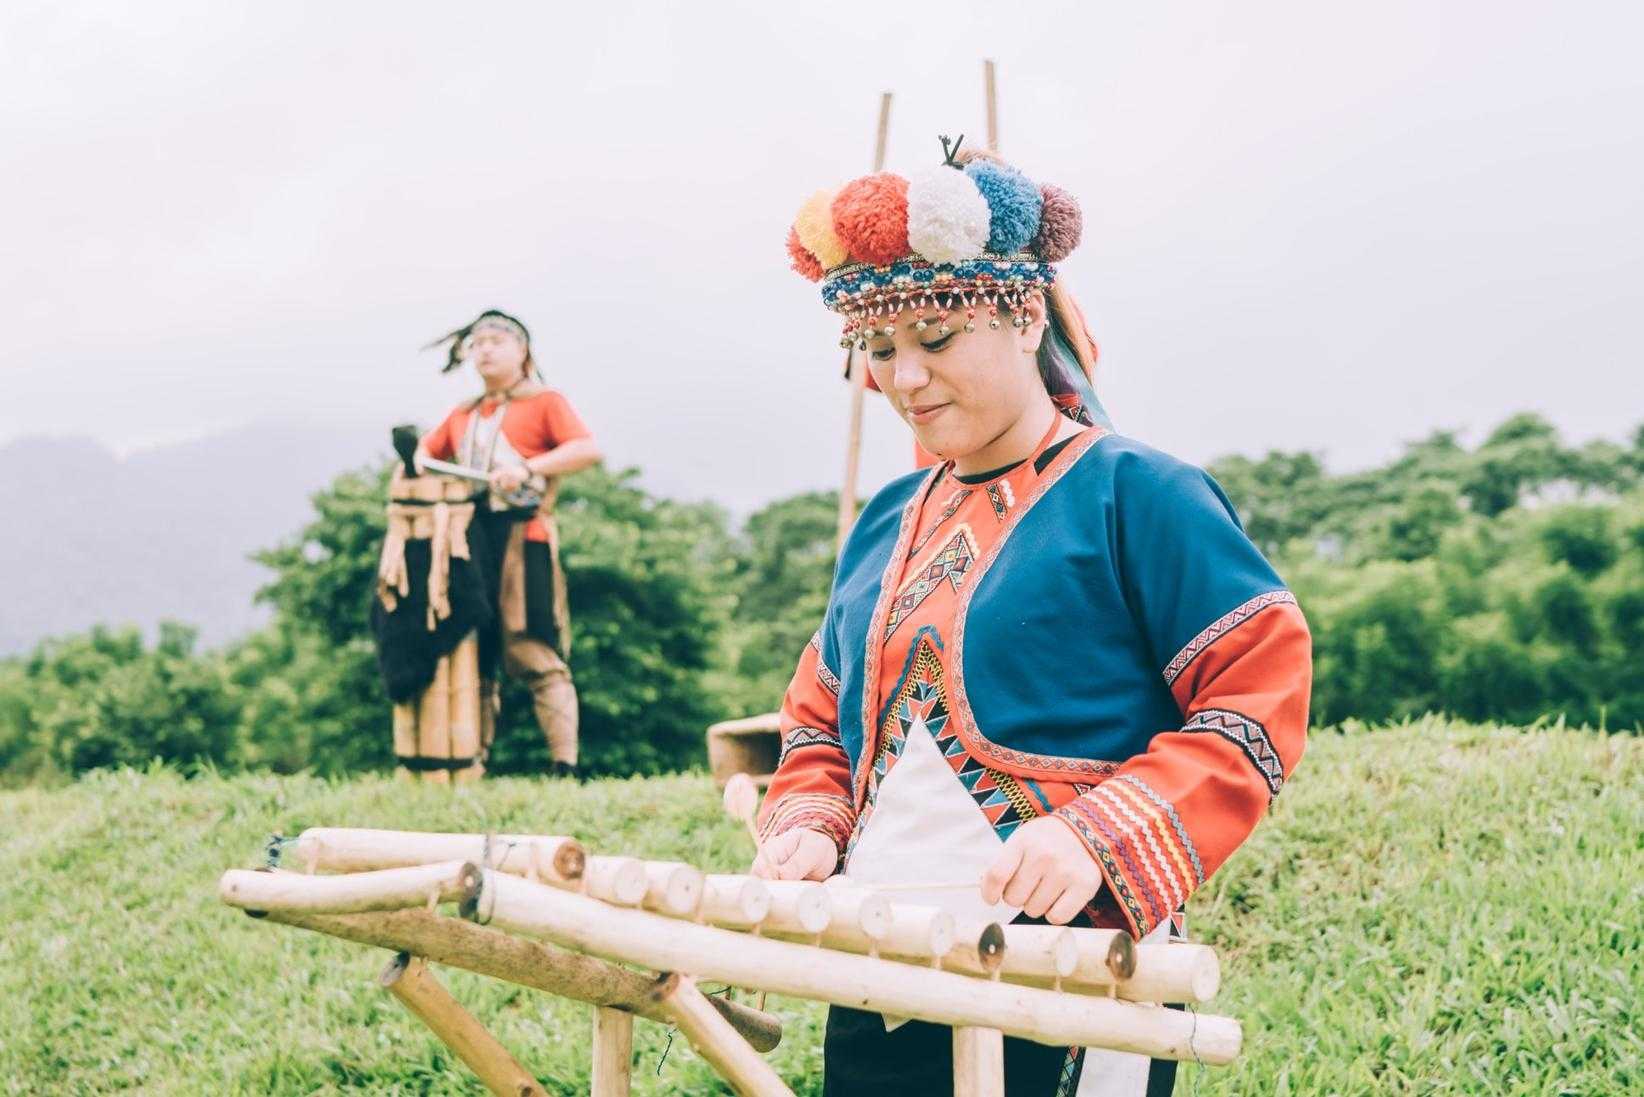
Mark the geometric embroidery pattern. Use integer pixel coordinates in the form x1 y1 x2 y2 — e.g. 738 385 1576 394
882 527 976 640
985 479 1014 520
1182 707 1284 798
757 792 856 852
1054 773 1203 938
1162 590 1298 687
780 725 842 764
809 631 842 696
909 487 973 555
852 628 1043 850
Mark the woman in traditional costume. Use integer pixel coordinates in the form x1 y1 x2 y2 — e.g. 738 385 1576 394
416 309 602 778
751 140 1313 1096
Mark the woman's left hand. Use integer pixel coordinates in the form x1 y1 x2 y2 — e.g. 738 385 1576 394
980 816 1104 925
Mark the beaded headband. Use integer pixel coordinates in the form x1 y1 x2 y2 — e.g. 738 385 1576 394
787 136 1084 349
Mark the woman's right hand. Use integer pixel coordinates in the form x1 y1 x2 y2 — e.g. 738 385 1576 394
750 828 837 882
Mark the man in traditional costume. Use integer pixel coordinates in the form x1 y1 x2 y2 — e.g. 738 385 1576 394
412 309 602 779
753 139 1313 1096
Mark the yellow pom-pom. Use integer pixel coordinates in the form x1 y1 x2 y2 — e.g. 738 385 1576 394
794 188 849 270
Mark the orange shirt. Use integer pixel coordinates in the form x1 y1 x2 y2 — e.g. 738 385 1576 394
423 389 591 542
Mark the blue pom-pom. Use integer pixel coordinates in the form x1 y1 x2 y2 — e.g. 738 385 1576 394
965 161 1043 255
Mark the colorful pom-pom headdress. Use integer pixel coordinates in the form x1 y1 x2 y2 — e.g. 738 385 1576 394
787 136 1086 351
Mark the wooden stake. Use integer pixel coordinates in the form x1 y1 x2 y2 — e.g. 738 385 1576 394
476 871 1241 1061
650 974 794 1097
590 1006 634 1097
218 861 480 916
953 1026 1005 1097
835 90 894 553
380 953 547 1097
253 907 782 1052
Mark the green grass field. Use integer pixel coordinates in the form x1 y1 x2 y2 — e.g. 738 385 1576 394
2 720 1638 1095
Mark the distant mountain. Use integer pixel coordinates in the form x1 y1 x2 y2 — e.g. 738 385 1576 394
0 424 382 655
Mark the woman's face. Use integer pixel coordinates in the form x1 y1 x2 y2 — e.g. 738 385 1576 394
864 295 1048 463
466 326 528 386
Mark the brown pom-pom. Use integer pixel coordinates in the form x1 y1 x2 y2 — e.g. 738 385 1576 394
1033 183 1083 263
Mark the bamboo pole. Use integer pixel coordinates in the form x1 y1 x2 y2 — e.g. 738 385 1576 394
218 862 480 916
417 654 453 784
835 90 894 553
953 1025 1005 1097
379 953 547 1097
591 1006 634 1097
984 59 999 152
293 828 584 885
472 871 1241 1062
649 974 795 1097
250 907 782 1052
449 633 483 783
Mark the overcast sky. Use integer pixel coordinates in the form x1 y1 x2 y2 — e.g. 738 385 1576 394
3 1 1640 510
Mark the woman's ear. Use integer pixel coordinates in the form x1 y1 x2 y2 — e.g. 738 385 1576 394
1020 292 1049 355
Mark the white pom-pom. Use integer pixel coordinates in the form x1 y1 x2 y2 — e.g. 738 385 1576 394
906 166 990 264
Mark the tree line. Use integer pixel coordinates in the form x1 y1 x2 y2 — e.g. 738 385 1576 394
2 412 1639 782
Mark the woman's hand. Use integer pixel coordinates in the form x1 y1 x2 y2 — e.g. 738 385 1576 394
490 464 530 492
980 816 1103 924
750 828 837 882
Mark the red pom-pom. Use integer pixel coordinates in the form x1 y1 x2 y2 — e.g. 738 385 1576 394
831 173 910 267
787 226 824 281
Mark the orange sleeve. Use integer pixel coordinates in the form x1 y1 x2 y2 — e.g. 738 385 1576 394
756 629 856 858
535 391 592 448
421 407 463 461
1053 602 1312 937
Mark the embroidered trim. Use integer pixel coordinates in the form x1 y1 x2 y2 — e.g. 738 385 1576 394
1162 590 1298 687
948 428 1120 779
758 792 856 851
810 631 842 696
1182 707 1285 798
1054 799 1154 935
909 487 973 555
985 480 1014 520
856 463 948 807
780 726 843 763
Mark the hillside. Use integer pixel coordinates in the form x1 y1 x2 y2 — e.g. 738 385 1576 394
1 721 1638 1095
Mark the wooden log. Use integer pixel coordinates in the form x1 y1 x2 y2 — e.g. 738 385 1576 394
293 828 584 885
937 922 1008 978
876 903 955 962
990 925 1077 980
1007 940 1220 1005
590 1006 633 1097
417 654 453 784
649 974 794 1097
219 862 480 915
583 857 649 907
788 885 890 952
474 871 1240 1063
760 881 831 936
449 633 483 784
640 861 704 918
251 906 782 1053
698 874 770 929
380 953 547 1097
953 1025 1004 1097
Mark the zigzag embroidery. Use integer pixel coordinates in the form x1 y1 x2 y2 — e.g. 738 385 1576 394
1162 590 1298 686
780 726 842 764
1182 707 1285 798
